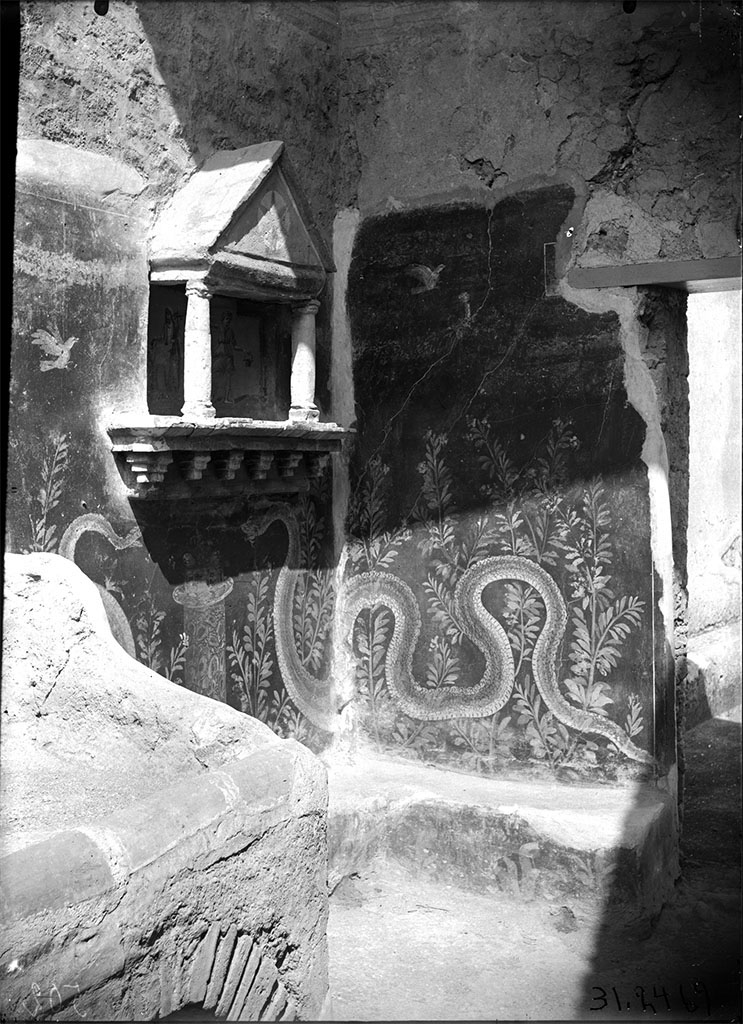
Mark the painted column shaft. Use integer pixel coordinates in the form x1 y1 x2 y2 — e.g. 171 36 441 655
182 280 216 419
289 299 320 422
183 602 226 702
172 580 234 703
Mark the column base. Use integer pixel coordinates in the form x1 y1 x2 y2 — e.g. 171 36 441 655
180 401 217 420
289 404 320 422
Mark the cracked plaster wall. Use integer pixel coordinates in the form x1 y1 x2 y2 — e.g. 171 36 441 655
22 1 741 262
330 1 734 787
336 0 741 268
18 1 340 235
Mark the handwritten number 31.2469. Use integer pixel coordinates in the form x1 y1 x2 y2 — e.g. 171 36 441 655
590 981 711 1015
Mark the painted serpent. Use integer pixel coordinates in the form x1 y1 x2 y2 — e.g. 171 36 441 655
59 512 142 657
245 503 653 763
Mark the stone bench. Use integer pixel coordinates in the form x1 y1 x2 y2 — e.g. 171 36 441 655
1 554 330 1021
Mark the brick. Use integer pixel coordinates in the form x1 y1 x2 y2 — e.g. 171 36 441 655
203 924 237 1011
280 996 298 1020
238 954 277 1020
262 982 288 1021
227 943 262 1020
189 921 220 1005
216 934 252 1018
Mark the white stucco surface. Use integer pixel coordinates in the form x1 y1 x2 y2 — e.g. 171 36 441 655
687 289 742 635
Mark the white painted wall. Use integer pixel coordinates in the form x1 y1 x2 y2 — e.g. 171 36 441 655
686 288 742 636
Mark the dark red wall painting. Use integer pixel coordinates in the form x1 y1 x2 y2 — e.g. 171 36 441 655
343 187 663 783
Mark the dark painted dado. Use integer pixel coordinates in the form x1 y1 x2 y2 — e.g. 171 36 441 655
344 187 660 783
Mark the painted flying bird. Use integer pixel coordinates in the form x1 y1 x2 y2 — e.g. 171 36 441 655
403 262 445 294
31 322 80 371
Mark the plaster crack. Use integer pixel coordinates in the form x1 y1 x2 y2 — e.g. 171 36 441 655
460 155 508 189
471 204 496 322
455 295 543 431
359 205 498 475
595 358 620 452
95 319 117 390
39 645 72 708
396 293 544 529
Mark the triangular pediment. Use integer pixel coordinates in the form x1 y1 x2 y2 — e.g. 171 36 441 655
218 166 323 270
149 143 333 295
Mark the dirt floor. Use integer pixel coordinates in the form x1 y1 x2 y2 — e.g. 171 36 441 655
328 716 742 1022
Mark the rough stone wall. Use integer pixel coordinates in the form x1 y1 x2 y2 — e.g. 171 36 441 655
337 0 741 266
19 1 339 232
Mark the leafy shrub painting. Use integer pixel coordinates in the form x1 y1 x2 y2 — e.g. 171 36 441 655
346 416 652 781
226 481 332 749
25 432 69 554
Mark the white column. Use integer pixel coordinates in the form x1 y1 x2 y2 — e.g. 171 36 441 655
289 299 320 422
181 280 216 420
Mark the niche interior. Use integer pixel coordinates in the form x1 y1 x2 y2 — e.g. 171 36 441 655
109 142 351 498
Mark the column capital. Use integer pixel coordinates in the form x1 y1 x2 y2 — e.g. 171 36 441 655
185 279 212 300
292 298 321 319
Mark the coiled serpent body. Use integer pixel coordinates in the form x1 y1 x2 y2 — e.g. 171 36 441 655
246 504 653 763
59 513 142 657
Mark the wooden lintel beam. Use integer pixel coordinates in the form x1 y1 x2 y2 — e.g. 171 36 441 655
567 256 741 293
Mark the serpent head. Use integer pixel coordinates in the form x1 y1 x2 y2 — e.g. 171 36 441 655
240 519 262 545
240 503 295 545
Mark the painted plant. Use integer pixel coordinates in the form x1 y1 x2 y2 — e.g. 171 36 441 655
25 431 70 554
345 416 650 779
228 571 276 725
227 476 334 749
132 572 189 685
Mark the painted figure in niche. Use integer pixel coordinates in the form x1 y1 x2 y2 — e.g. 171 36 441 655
163 307 181 391
213 310 251 405
150 307 182 396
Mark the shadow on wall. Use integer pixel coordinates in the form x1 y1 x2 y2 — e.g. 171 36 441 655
579 716 741 1022
332 189 733 1017
134 1 339 235
341 189 674 785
